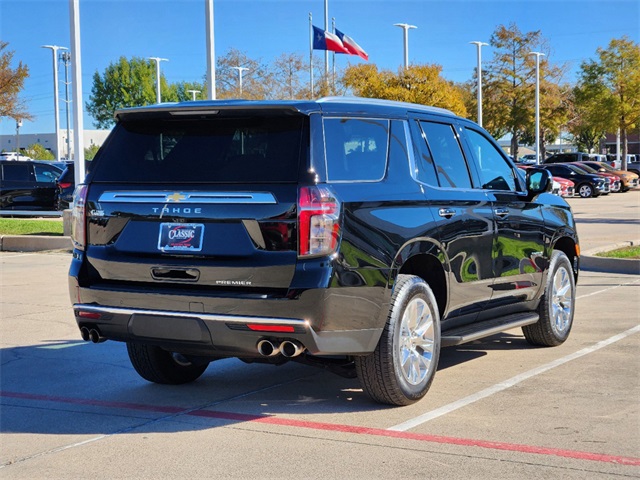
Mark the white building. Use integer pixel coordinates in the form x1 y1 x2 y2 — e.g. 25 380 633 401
0 129 110 159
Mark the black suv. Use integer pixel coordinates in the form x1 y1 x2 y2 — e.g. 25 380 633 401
68 98 580 406
0 160 63 212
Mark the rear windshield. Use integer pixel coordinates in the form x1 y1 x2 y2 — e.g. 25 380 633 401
91 114 307 183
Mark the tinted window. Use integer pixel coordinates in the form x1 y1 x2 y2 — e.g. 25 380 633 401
34 164 60 183
420 121 472 189
409 120 438 186
2 163 32 182
324 118 389 182
465 128 517 191
91 115 306 183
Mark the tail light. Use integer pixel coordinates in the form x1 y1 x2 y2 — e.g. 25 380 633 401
58 181 73 189
298 186 341 257
71 184 88 250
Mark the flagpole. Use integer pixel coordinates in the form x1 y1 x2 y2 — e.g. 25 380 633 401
309 12 314 98
324 0 329 88
331 17 336 94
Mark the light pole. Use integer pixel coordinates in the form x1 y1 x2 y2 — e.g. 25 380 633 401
149 57 168 103
16 119 22 158
469 41 488 127
393 23 417 69
60 51 72 159
205 0 216 100
231 66 248 95
529 52 545 165
41 45 68 161
187 89 201 101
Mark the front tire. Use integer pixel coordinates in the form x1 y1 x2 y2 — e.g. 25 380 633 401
578 183 594 198
355 275 441 406
127 342 209 384
522 251 575 347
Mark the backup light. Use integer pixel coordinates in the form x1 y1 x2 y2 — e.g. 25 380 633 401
298 186 341 257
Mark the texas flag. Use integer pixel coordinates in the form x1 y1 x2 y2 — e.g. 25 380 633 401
313 26 349 54
335 29 369 61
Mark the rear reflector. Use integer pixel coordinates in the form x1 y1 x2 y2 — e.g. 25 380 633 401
58 182 72 189
77 311 101 319
247 324 295 333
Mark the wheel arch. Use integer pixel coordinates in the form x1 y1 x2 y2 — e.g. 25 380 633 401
390 238 448 320
551 234 580 283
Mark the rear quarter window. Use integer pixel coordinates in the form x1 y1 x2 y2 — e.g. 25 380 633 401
324 118 389 182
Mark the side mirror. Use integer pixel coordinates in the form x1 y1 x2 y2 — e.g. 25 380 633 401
526 168 552 196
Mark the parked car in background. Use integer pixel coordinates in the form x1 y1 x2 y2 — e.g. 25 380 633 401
55 163 75 210
516 164 574 197
626 161 640 177
539 163 609 198
518 153 538 164
553 176 575 197
572 162 621 193
0 160 63 212
0 151 32 161
544 152 594 164
579 161 639 192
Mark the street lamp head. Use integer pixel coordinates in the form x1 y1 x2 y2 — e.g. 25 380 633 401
469 41 489 47
41 45 68 51
528 51 545 57
393 23 417 30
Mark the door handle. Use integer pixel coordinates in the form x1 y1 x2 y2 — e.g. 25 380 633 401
494 207 509 218
438 208 456 219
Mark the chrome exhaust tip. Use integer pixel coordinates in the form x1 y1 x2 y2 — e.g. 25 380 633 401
280 340 305 358
88 328 107 344
80 326 91 341
257 339 280 357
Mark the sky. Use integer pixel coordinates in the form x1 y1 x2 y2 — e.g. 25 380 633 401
1 0 639 136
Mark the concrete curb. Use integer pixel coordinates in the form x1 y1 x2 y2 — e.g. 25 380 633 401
580 239 640 275
0 235 72 252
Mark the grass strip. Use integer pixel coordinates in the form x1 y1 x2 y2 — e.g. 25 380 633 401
0 218 64 236
595 245 640 259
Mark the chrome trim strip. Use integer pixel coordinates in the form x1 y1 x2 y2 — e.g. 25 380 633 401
74 304 307 326
98 191 277 204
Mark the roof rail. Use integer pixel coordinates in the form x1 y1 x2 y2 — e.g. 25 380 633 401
316 96 454 115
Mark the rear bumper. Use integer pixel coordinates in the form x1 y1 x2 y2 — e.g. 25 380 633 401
69 260 390 356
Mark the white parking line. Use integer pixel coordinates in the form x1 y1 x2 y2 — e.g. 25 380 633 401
388 278 640 432
389 324 640 431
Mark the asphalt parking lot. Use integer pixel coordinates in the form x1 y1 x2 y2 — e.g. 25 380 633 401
1 192 639 479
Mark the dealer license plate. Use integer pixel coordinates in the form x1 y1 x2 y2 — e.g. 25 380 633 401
158 223 205 252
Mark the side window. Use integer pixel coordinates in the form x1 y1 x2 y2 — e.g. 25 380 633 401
420 121 472 189
34 165 59 183
324 118 389 182
2 163 33 182
409 120 439 186
465 128 517 191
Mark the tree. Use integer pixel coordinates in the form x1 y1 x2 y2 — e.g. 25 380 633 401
481 24 566 159
84 144 100 160
86 57 175 128
566 81 613 152
0 41 31 121
172 80 207 101
216 48 270 99
24 143 54 160
341 63 467 116
270 53 308 99
577 37 640 169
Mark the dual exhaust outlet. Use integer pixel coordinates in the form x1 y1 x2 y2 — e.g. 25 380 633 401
80 326 107 344
257 339 305 358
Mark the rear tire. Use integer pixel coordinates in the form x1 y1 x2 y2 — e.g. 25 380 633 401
355 275 441 406
127 342 209 384
522 251 575 347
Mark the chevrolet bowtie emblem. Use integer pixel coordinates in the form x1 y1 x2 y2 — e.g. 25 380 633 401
166 192 186 202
